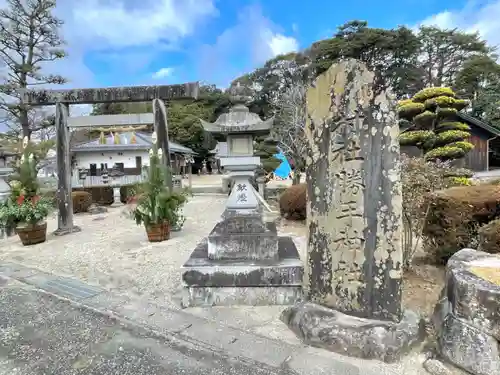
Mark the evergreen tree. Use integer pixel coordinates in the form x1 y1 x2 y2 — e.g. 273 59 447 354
254 136 281 175
0 0 66 139
398 87 473 161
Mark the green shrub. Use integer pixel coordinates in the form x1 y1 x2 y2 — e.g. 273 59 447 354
401 156 455 269
448 141 474 153
478 219 500 254
413 111 436 128
434 130 470 146
398 102 425 119
435 122 470 133
73 186 114 205
412 87 455 102
425 146 466 161
448 176 474 186
279 183 306 220
436 107 457 119
399 130 435 147
397 99 414 107
423 184 500 264
424 96 457 109
71 191 92 213
453 99 469 111
39 189 57 207
120 183 143 204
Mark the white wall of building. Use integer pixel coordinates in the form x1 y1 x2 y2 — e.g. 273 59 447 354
73 150 150 170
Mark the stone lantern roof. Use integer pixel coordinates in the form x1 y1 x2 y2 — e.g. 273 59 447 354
199 83 274 135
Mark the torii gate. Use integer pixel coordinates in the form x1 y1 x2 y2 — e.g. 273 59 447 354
21 83 199 236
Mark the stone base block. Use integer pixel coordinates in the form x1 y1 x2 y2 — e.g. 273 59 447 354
439 313 500 375
182 285 302 307
280 302 424 363
53 225 82 236
433 248 500 375
181 236 303 308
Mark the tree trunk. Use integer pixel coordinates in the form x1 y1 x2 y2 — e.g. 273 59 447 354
19 106 30 140
292 172 301 185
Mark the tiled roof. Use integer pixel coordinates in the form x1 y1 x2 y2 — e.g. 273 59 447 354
71 132 195 154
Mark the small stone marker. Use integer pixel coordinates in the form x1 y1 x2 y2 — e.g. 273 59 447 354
281 59 423 362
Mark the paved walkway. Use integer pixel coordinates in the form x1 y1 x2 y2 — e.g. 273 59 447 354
0 195 437 375
0 277 289 375
0 264 431 375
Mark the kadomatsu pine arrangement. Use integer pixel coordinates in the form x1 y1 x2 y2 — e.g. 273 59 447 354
0 138 53 245
127 132 188 242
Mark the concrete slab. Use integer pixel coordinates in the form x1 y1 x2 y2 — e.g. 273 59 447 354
22 272 106 300
0 282 289 375
0 262 41 280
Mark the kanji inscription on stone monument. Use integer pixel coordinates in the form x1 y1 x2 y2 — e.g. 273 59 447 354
281 59 422 363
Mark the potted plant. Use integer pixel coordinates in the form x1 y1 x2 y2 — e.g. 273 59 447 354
0 138 53 245
127 132 188 242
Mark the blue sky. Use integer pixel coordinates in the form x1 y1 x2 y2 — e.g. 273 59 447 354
0 0 496 100
38 0 499 94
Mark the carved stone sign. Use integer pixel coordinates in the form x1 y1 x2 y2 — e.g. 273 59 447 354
303 59 403 322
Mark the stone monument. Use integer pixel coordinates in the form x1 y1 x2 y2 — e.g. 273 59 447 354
280 59 423 362
180 84 303 307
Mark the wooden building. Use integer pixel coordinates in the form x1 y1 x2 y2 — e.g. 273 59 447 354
401 112 500 172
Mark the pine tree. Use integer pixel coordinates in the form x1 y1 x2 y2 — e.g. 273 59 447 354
398 87 473 161
0 0 66 139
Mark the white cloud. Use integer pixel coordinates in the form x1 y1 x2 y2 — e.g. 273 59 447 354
417 0 500 48
152 67 175 79
197 5 299 87
267 34 299 56
69 0 217 49
0 0 217 131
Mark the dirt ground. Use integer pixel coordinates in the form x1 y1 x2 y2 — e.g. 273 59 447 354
277 218 445 318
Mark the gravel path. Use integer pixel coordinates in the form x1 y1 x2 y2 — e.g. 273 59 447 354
0 195 226 309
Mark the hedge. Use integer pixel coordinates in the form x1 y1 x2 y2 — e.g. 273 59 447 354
423 184 500 264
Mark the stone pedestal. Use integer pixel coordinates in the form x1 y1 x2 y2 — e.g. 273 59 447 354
433 249 500 375
183 85 303 307
280 59 422 361
182 167 302 307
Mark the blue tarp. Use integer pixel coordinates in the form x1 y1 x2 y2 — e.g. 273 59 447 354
273 152 292 179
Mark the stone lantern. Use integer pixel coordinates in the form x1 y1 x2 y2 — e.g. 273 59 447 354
108 165 125 204
181 83 303 308
199 83 274 210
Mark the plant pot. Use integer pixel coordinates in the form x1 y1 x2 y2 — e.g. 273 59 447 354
16 222 47 246
145 221 170 242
